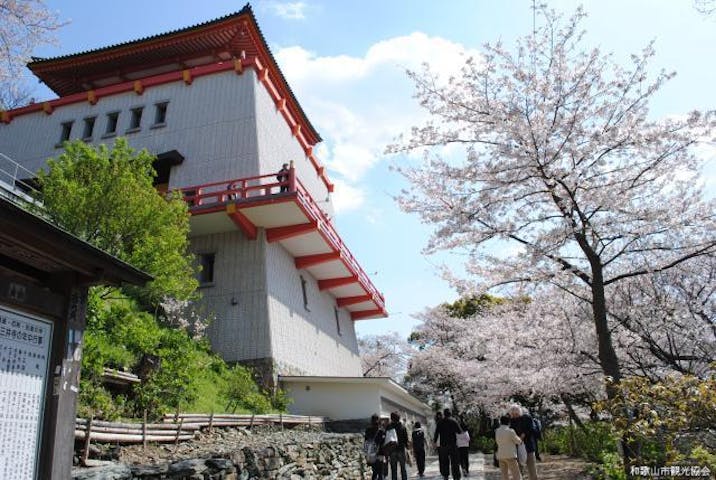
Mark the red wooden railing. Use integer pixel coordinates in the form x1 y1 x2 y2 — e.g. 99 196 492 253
178 168 385 310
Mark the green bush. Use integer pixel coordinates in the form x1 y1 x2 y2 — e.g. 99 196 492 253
79 291 276 420
221 365 272 414
587 452 626 480
472 435 496 453
541 422 619 462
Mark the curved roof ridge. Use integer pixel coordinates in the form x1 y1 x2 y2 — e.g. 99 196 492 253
27 5 252 66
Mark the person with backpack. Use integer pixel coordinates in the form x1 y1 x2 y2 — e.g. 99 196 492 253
386 412 409 480
365 414 387 480
412 421 427 477
508 405 539 480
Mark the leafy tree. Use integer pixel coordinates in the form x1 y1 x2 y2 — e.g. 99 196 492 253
0 0 65 108
390 6 715 398
37 139 198 307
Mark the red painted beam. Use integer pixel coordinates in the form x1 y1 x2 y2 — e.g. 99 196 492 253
226 204 257 240
266 221 317 243
351 309 385 321
318 275 358 291
336 294 372 307
295 252 340 269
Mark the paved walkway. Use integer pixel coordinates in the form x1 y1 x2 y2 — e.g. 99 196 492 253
384 453 590 480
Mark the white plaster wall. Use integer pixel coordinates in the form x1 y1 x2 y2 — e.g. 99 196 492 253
189 230 271 362
284 382 381 420
0 70 260 187
252 74 335 219
378 387 430 425
265 241 362 376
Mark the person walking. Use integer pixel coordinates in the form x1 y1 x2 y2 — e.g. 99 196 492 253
433 408 462 480
365 414 387 480
509 405 539 480
456 421 471 476
386 412 409 480
412 421 427 477
495 415 523 480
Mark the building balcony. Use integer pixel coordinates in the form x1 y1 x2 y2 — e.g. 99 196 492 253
179 166 386 321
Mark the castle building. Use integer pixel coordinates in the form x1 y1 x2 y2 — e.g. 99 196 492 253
0 6 387 384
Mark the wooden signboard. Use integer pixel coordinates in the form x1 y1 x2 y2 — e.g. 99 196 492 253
0 305 53 479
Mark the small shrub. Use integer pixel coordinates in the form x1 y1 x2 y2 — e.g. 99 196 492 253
540 422 619 462
472 435 496 453
588 452 626 480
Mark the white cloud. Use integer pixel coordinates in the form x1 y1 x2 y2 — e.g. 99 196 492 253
274 33 482 216
330 178 365 214
266 1 308 20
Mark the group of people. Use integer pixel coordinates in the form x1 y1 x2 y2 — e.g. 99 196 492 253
364 404 540 480
364 411 416 480
363 408 471 480
494 405 541 480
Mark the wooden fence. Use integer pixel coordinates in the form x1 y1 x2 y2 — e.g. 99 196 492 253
75 413 328 446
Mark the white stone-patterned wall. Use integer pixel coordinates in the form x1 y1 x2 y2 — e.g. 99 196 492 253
189 230 271 363
0 70 260 187
265 240 362 377
252 73 335 219
0 67 362 379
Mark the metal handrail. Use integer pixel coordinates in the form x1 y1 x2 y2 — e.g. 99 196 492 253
0 152 42 206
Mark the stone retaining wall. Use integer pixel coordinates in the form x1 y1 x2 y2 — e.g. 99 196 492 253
72 431 369 480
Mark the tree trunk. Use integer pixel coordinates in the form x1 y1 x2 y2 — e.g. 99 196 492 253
590 267 622 397
590 266 636 474
560 394 585 431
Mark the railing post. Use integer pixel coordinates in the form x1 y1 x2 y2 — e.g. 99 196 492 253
288 160 296 192
142 410 148 450
81 416 93 466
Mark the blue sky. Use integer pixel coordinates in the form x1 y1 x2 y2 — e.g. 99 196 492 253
27 1 716 339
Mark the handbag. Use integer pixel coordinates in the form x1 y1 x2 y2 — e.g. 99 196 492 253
384 427 398 445
517 443 528 465
364 439 378 464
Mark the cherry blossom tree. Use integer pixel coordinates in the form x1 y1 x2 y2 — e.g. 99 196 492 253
0 0 64 108
407 292 604 414
390 6 716 397
607 254 715 379
358 331 412 381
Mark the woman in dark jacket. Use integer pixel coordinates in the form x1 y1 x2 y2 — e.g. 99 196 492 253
365 414 387 480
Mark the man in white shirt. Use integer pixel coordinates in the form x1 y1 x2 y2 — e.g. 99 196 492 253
495 415 522 480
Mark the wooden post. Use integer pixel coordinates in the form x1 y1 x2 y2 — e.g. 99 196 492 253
174 418 184 451
280 412 284 431
142 410 148 450
249 413 255 429
81 416 93 466
208 412 215 432
308 416 312 427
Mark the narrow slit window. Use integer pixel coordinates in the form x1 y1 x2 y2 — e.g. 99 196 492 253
105 112 119 135
153 102 168 125
334 307 342 336
129 107 143 130
82 117 96 140
59 121 73 143
198 253 215 285
300 275 309 311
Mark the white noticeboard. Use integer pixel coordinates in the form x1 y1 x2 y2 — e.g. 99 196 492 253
0 305 53 480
